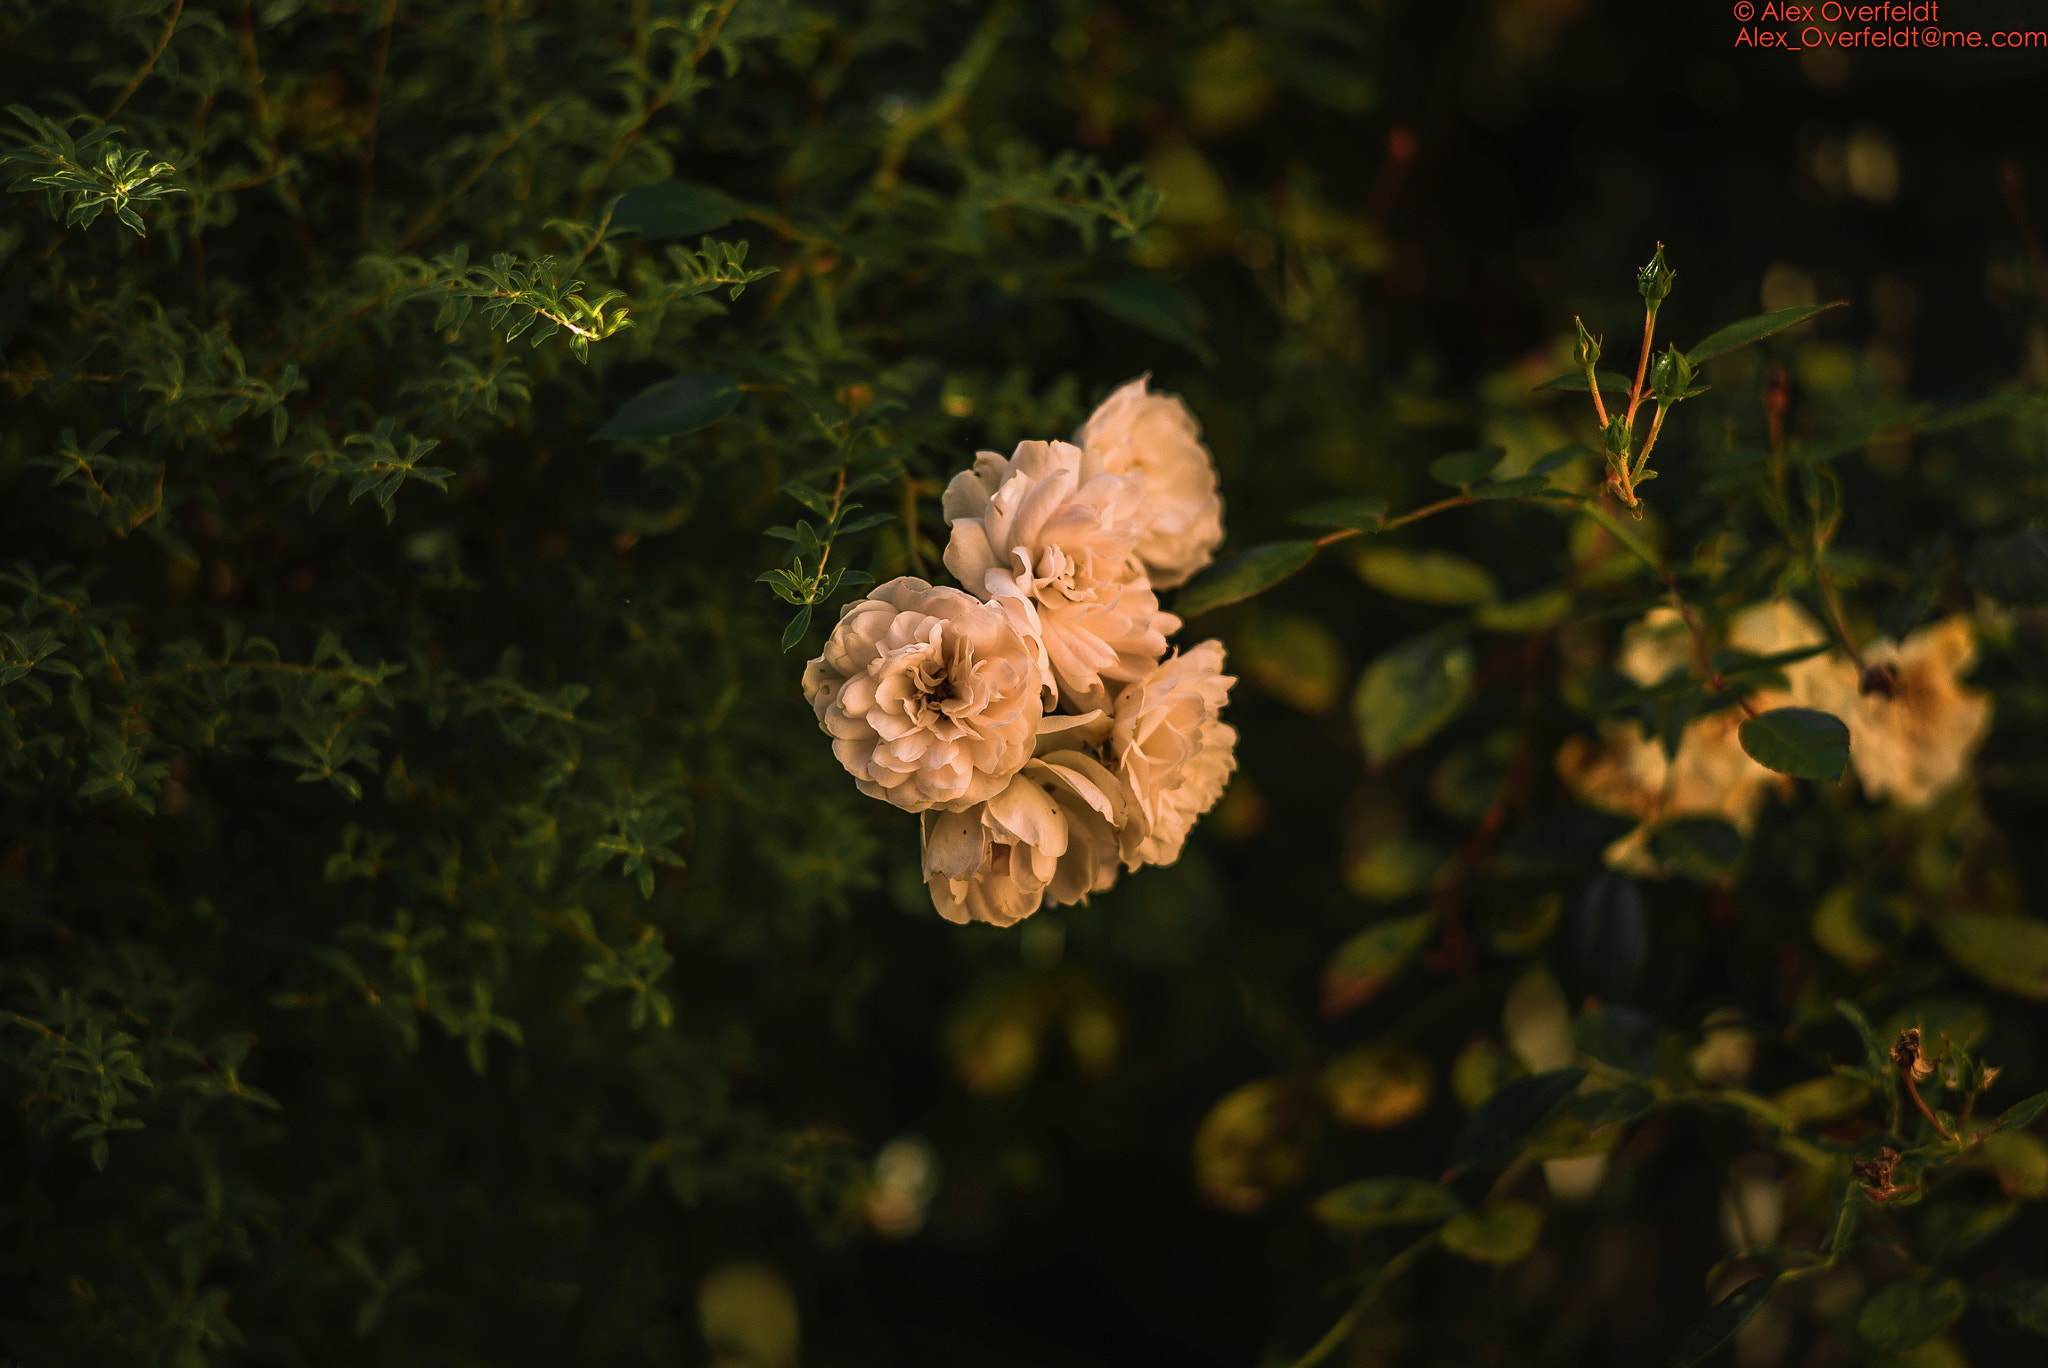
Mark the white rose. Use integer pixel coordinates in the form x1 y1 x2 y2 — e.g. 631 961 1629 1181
1075 375 1226 589
1109 640 1239 867
1729 602 1992 807
1556 709 1787 876
921 770 1067 927
943 439 1179 713
1841 616 1991 807
919 722 1146 924
802 576 1042 813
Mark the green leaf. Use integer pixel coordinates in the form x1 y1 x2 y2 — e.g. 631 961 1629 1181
1983 1280 2048 1336
1534 370 1633 395
608 181 739 239
1449 1067 1587 1171
1073 279 1215 363
1473 587 1572 634
1965 525 2048 606
1352 548 1497 606
1353 627 1475 765
1174 541 1318 618
1439 1199 1543 1265
1319 913 1432 1018
1572 1082 1658 1130
1311 1176 1461 1232
1999 1090 2048 1130
1668 1275 1779 1368
1289 494 1388 532
779 605 812 652
1428 446 1504 490
1527 445 1588 476
1917 389 2048 434
1933 914 2048 1000
594 374 743 439
1688 300 1848 364
1855 1276 1968 1353
1738 707 1849 782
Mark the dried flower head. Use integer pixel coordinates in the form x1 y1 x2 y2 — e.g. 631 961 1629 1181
803 576 1043 812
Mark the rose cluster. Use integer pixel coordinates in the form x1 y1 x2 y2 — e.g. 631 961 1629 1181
801 379 1238 927
1559 599 1993 875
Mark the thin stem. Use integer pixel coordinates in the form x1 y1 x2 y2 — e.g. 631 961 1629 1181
102 0 185 121
1813 567 1870 675
1903 1072 1955 1141
1583 357 1610 430
1624 307 1656 434
1311 493 1472 549
1630 403 1668 482
396 100 557 251
872 0 1015 195
1288 1232 1439 1368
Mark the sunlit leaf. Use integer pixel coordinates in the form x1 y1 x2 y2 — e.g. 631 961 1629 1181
1175 541 1319 618
1353 627 1475 765
1688 300 1847 364
1440 1200 1543 1265
1319 913 1432 1018
1312 1176 1460 1233
1738 707 1848 781
1999 1091 2048 1131
1935 914 2048 1000
1353 547 1497 606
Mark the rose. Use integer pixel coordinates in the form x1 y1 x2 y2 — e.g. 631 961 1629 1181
1109 640 1239 868
921 770 1068 927
1838 616 1992 808
802 576 1043 812
920 725 1144 925
1730 601 1992 807
943 440 1179 712
1074 376 1227 589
